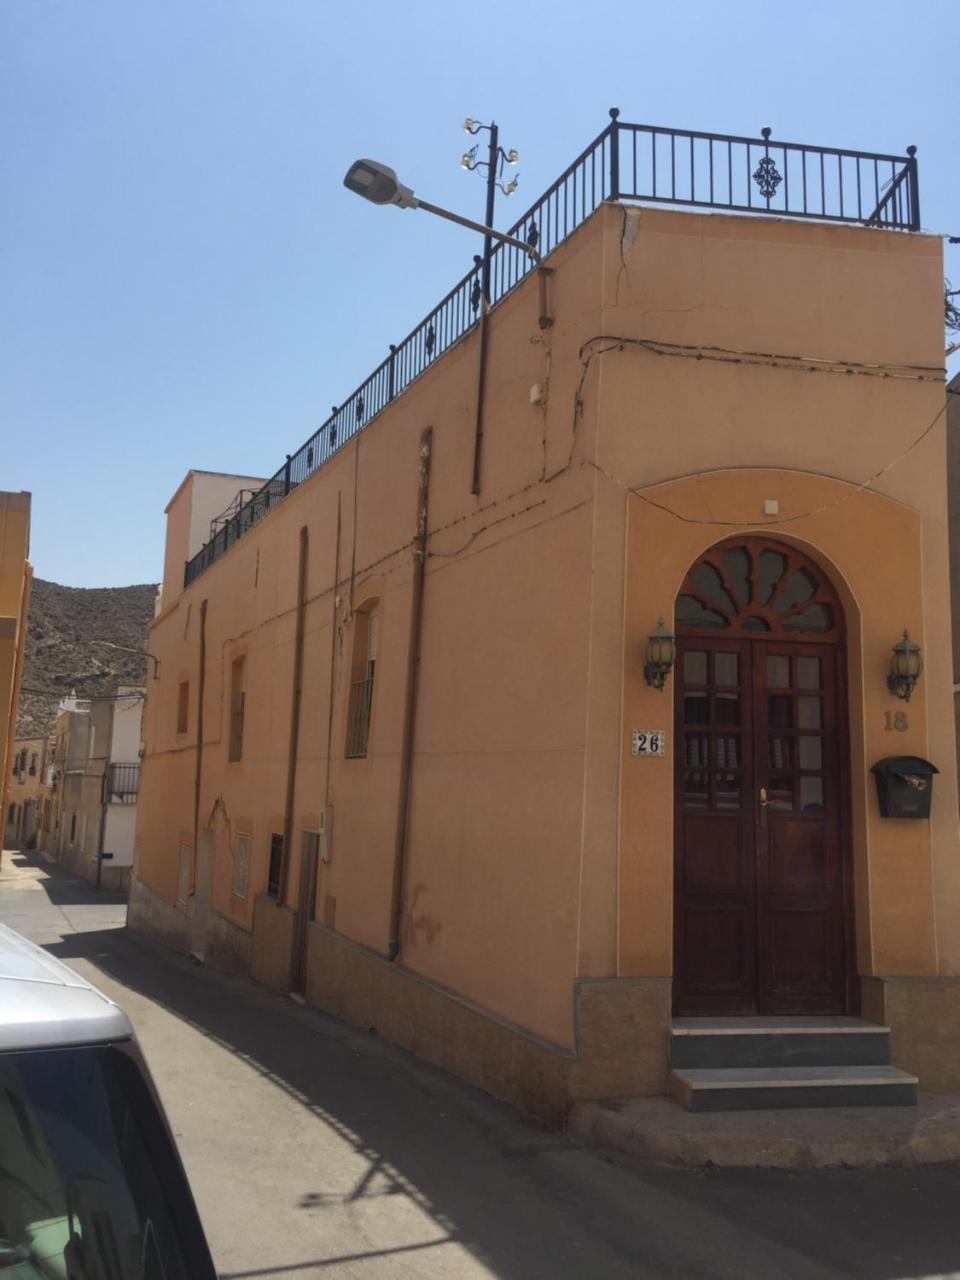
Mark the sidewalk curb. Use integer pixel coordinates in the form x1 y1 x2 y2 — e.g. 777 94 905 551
568 1095 960 1169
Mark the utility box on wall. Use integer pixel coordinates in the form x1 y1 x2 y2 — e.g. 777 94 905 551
871 757 939 819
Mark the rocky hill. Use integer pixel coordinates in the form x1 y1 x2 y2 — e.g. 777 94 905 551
17 579 158 739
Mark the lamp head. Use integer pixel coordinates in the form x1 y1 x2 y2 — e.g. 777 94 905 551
343 159 419 209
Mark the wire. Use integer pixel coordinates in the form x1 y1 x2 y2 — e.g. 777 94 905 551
578 334 944 383
581 398 949 529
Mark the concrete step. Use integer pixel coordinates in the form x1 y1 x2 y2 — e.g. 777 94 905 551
671 1065 918 1113
671 1016 891 1070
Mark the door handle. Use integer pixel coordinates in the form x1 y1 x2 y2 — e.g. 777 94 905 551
759 786 768 827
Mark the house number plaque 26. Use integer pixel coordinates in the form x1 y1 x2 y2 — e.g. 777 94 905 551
632 729 666 757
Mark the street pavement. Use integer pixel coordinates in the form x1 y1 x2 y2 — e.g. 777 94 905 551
3 848 960 1279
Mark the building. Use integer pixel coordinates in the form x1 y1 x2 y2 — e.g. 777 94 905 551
4 735 53 849
47 688 144 891
947 373 960 779
130 116 957 1119
0 491 31 854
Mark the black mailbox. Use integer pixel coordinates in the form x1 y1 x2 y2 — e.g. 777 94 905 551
871 756 939 819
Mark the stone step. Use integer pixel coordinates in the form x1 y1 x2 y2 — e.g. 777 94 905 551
670 1065 918 1113
670 1016 891 1070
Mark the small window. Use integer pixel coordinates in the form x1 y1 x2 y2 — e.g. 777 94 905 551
233 832 250 898
6 804 14 823
229 658 246 762
267 834 283 898
69 813 77 844
346 606 379 759
177 681 190 734
28 753 37 776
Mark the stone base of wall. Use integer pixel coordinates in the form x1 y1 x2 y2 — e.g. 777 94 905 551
203 906 253 976
127 875 190 955
863 976 960 1092
99 864 132 894
250 893 296 991
60 845 95 883
304 922 672 1124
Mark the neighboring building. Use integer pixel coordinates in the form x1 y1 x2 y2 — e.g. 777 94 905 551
947 372 960 786
48 689 144 891
157 470 266 617
0 491 31 852
4 735 52 849
130 116 959 1119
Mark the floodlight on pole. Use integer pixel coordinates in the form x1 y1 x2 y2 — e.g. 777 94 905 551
343 158 541 266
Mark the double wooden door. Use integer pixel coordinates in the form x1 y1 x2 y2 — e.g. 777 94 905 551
673 636 849 1014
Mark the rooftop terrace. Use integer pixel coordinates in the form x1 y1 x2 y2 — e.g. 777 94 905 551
185 111 920 587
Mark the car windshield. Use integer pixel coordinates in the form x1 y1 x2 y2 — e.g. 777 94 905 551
0 1043 211 1280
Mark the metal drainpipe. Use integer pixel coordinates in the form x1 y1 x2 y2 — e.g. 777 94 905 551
323 496 342 812
388 427 433 961
190 599 207 893
279 526 309 910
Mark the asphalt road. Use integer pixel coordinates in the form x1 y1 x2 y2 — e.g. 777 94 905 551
3 847 960 1280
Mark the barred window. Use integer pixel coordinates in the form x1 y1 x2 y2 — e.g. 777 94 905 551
233 832 250 898
345 606 379 759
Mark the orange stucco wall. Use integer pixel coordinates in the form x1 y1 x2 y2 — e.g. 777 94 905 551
134 201 953 1050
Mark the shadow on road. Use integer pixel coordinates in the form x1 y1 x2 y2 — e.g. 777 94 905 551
32 908 960 1280
4 848 128 908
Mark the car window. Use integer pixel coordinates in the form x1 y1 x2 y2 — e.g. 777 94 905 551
0 1044 213 1280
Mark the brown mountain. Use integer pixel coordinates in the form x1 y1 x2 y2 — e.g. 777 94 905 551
17 579 158 739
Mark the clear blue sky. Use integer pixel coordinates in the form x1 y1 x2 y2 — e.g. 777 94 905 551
2 0 957 587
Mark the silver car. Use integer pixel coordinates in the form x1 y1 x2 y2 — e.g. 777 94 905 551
0 923 216 1279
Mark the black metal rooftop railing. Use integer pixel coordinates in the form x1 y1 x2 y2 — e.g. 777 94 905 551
184 113 920 587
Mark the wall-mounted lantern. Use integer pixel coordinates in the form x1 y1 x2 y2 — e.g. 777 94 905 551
644 617 677 691
887 629 923 702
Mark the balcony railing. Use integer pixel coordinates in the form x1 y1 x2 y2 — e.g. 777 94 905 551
104 762 140 805
184 112 920 588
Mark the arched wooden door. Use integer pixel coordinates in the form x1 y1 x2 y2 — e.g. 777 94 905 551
673 539 853 1015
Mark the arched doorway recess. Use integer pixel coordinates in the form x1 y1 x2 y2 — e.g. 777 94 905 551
673 538 854 1015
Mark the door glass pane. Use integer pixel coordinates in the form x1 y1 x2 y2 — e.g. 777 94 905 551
769 778 794 810
715 773 741 811
714 652 739 687
684 772 709 808
800 776 824 811
683 650 708 684
684 694 710 725
714 693 740 725
768 695 793 728
799 736 823 770
796 656 821 690
769 735 794 771
685 734 709 767
714 735 741 769
798 696 822 729
721 547 751 606
690 562 735 615
767 655 790 688
743 616 771 631
758 549 787 604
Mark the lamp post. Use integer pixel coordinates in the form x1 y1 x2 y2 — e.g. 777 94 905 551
343 152 541 499
460 118 519 303
342 159 539 266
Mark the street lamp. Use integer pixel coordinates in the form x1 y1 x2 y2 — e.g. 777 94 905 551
343 158 541 267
